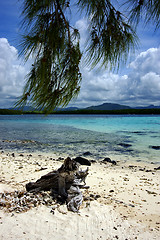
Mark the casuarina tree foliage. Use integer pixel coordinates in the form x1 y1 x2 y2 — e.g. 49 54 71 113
16 0 160 112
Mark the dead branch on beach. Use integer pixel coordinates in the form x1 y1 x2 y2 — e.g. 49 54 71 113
26 157 89 212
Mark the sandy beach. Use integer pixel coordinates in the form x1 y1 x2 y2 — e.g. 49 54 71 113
0 150 160 240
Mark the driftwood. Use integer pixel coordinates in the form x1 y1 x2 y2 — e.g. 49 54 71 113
26 157 89 212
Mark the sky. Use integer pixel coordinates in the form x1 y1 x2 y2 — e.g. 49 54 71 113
0 1 160 109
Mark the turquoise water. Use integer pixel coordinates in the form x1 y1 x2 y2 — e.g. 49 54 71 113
0 114 160 163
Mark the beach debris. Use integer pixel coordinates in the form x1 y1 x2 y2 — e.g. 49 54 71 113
0 191 54 213
25 157 89 212
35 167 48 172
0 158 90 214
67 185 83 212
146 190 157 195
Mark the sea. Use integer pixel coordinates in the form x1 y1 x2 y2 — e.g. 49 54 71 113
0 114 160 164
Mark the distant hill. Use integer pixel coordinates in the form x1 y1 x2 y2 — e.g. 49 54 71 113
10 106 79 112
8 103 160 112
85 103 131 110
135 105 160 109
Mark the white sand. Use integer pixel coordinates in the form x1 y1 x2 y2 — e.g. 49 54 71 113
0 151 160 240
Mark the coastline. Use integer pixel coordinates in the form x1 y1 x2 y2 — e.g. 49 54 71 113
0 150 160 240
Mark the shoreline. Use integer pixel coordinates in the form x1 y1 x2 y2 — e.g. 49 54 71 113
1 146 160 166
0 150 160 239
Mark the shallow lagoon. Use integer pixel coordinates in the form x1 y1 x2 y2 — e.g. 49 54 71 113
0 114 160 163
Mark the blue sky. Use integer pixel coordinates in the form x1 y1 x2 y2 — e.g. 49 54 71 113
0 0 160 108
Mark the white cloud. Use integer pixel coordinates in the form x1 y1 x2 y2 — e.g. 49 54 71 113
0 38 29 108
129 48 160 73
75 18 88 50
126 47 160 105
71 46 160 108
0 37 160 109
71 19 160 108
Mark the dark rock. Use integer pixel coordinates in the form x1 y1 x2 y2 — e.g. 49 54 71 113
118 143 132 148
102 158 117 165
74 156 91 166
102 157 112 163
128 165 136 168
132 131 143 134
58 157 64 160
109 190 114 193
94 194 101 200
150 146 160 150
139 168 145 171
90 160 96 163
132 131 146 136
111 160 117 165
115 148 133 153
89 194 101 200
154 166 160 170
83 151 92 156
128 204 135 207
113 227 117 230
11 153 15 157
